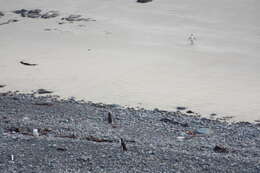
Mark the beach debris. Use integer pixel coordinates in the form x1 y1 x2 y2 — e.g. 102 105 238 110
33 129 39 137
83 136 114 143
194 128 213 135
41 11 59 19
137 0 153 3
11 154 14 161
120 138 127 152
213 145 229 153
186 130 196 136
20 61 37 66
62 15 95 22
160 118 189 127
0 19 18 26
0 85 6 88
34 102 54 106
37 89 53 94
222 116 234 120
177 106 187 111
107 112 113 124
188 33 196 45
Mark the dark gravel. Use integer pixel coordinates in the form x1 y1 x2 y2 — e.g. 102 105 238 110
0 92 259 173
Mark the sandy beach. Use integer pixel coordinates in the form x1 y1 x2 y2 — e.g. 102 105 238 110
0 0 259 121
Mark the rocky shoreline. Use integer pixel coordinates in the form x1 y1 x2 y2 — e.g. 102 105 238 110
0 92 259 173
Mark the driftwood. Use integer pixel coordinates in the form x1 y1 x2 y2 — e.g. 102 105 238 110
20 61 37 66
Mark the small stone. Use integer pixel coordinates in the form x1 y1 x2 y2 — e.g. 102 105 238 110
186 110 194 114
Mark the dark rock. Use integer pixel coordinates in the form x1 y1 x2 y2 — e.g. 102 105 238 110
14 9 41 18
186 110 194 114
13 9 28 15
27 9 42 18
213 145 229 153
177 106 187 111
56 147 67 152
0 11 4 17
137 0 153 3
0 85 6 88
37 89 53 94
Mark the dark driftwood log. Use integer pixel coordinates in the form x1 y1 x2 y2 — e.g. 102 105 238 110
137 0 153 3
20 61 37 66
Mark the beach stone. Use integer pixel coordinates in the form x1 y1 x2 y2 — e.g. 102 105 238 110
37 89 53 94
41 11 59 19
0 11 4 17
177 106 187 110
194 128 213 135
14 9 42 18
137 0 153 3
13 9 27 15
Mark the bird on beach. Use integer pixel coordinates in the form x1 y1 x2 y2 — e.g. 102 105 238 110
120 138 127 151
188 34 196 45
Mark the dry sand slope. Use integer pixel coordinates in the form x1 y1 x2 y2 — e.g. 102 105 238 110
0 0 260 121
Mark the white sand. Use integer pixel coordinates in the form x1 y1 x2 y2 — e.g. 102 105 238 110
0 0 259 121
